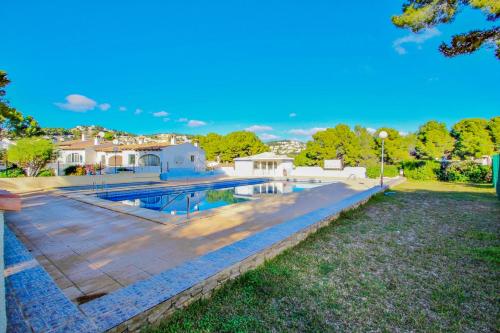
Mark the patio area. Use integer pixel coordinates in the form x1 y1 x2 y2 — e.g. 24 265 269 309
4 177 401 332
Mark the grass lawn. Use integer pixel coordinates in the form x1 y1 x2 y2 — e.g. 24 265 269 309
145 181 500 332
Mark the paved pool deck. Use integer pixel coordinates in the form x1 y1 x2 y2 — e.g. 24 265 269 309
4 177 404 332
6 178 376 303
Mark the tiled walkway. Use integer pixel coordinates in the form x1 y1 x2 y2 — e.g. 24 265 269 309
6 179 378 303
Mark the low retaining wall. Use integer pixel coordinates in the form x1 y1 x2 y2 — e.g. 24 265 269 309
81 179 404 332
0 173 160 193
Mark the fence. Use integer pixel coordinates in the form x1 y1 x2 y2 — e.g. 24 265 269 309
493 154 499 198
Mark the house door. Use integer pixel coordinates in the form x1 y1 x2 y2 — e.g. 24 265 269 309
108 155 123 166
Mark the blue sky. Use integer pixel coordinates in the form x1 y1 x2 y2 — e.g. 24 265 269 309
2 1 499 141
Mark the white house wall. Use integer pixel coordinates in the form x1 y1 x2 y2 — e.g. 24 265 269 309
234 160 254 177
161 143 206 172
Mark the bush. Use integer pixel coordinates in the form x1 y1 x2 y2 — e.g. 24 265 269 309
366 164 399 178
442 161 492 184
37 169 55 177
401 160 440 181
0 166 25 178
64 165 86 176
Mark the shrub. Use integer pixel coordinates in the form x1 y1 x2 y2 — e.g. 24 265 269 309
401 160 440 181
64 165 86 176
366 164 399 178
0 166 25 178
442 161 492 184
38 169 55 177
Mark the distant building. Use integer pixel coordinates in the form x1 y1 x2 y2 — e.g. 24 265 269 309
54 135 205 175
234 152 294 177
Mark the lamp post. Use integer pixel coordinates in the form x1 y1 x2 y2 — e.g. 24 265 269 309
378 131 388 187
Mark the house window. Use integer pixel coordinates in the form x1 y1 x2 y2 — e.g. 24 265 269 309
66 153 82 163
128 154 136 165
190 155 195 162
138 154 160 166
254 161 260 170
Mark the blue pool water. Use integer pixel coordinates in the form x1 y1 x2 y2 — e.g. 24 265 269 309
98 178 329 216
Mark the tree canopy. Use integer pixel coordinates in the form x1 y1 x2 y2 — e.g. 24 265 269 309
0 71 41 139
452 118 495 159
392 0 500 59
194 131 268 163
415 120 455 159
374 128 415 164
294 125 362 167
488 116 500 151
7 137 54 176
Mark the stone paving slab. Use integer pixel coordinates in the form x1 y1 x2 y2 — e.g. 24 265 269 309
4 226 98 333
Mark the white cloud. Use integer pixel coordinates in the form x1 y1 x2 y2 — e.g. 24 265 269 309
119 106 127 111
153 111 169 117
399 131 408 136
134 108 143 115
260 133 279 140
245 125 273 132
55 94 97 112
289 127 326 136
366 127 376 134
187 120 207 127
98 103 111 111
393 28 441 55
289 113 297 118
163 118 171 122
177 118 188 122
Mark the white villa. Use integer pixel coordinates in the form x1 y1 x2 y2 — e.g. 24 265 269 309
233 152 294 177
55 135 206 175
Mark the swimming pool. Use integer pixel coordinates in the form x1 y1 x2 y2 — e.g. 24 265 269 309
98 178 329 216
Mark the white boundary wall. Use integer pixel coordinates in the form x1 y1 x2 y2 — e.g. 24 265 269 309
0 173 160 193
291 166 366 179
218 166 366 179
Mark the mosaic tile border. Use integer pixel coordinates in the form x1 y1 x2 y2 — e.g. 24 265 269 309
4 226 99 333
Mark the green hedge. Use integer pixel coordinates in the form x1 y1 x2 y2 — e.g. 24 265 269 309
366 165 399 178
441 161 492 183
64 165 86 176
401 160 440 181
38 169 55 177
0 167 25 178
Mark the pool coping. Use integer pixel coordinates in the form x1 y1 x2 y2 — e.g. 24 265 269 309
58 177 330 226
5 177 405 332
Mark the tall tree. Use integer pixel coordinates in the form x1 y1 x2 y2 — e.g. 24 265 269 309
415 120 455 159
374 128 413 164
0 71 41 139
392 0 499 59
354 125 377 166
451 118 495 159
487 116 500 151
7 137 54 176
220 131 268 162
294 125 361 167
193 133 224 161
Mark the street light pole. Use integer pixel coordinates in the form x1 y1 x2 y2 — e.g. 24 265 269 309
378 131 388 188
